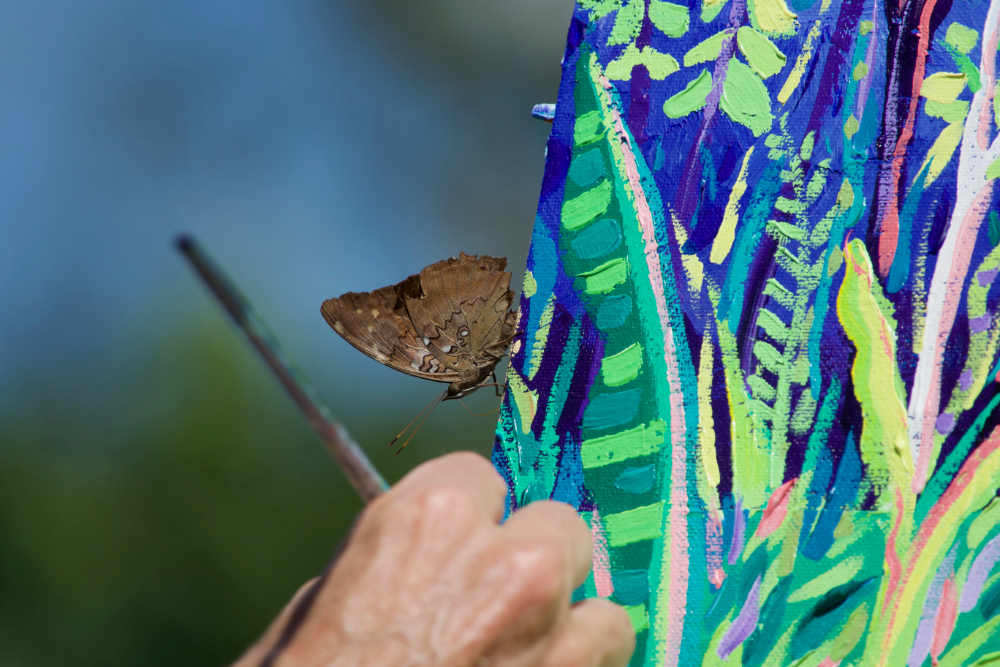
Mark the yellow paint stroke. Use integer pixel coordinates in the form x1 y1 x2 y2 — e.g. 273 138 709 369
716 311 768 507
710 146 755 263
787 555 864 602
920 72 968 104
669 211 705 293
697 326 720 489
523 270 537 298
917 123 964 186
506 370 538 434
748 0 798 36
836 240 914 498
777 21 821 104
527 294 556 381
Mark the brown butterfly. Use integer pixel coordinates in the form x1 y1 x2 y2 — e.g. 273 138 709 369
321 253 519 404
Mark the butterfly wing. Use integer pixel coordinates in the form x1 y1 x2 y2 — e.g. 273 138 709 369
403 253 516 368
321 274 462 383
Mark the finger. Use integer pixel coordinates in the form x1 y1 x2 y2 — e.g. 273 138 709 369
392 451 509 522
230 577 321 667
539 598 636 667
502 500 593 592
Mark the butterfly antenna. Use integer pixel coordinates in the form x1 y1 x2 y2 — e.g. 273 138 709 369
389 390 447 447
457 398 502 418
395 392 446 455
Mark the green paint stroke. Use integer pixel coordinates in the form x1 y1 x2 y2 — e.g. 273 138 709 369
563 180 613 230
574 110 606 145
736 27 787 79
622 603 650 632
649 0 689 37
683 30 728 66
836 239 913 502
579 257 629 295
601 341 643 385
604 501 666 546
663 69 713 118
720 60 774 137
581 419 667 468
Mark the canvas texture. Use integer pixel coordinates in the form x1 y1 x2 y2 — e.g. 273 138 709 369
491 0 1000 664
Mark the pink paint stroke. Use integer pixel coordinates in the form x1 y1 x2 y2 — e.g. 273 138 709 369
591 509 615 598
706 515 727 588
930 577 958 664
600 73 689 667
755 478 796 539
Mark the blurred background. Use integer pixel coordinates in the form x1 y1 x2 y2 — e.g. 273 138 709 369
0 0 570 663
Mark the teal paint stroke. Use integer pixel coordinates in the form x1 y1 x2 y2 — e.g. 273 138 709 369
573 218 623 259
583 388 643 430
597 294 633 329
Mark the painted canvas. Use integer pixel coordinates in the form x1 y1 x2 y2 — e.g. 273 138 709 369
492 0 1000 664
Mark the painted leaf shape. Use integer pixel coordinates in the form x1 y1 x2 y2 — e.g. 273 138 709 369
736 27 787 78
663 69 713 117
920 72 967 104
720 59 774 136
683 30 729 67
649 0 689 37
608 0 644 46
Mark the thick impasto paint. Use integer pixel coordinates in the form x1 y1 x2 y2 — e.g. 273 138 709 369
492 0 1000 664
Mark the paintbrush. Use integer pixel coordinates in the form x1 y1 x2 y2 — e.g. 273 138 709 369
175 234 388 503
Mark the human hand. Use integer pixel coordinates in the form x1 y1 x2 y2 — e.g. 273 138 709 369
233 451 635 667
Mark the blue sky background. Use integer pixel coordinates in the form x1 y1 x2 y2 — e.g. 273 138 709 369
0 0 570 432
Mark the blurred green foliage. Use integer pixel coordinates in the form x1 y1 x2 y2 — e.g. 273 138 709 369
0 321 497 666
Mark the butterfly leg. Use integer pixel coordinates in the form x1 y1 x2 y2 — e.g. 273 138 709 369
492 371 500 397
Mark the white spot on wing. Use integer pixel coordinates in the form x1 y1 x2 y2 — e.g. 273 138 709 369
334 321 344 333
422 337 430 345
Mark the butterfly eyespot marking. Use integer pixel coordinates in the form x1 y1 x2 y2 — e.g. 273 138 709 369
334 321 345 333
442 344 454 353
366 324 374 333
371 309 379 317
460 328 469 337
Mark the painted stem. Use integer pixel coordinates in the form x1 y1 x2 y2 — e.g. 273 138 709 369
598 68 691 667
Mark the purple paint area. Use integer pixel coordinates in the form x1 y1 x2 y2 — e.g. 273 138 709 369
978 268 999 287
717 574 761 659
908 546 957 667
935 412 955 436
960 369 975 393
728 497 746 566
960 533 1000 613
971 314 993 334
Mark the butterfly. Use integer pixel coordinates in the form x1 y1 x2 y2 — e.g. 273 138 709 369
321 252 519 403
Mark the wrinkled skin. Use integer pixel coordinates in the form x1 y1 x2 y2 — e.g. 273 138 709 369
233 452 635 667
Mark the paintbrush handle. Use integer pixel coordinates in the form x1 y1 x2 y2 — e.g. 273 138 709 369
175 234 389 503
